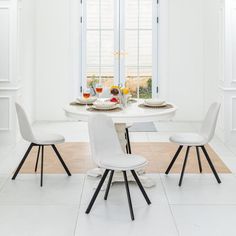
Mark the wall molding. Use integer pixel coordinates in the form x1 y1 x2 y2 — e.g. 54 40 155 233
16 1 22 82
231 2 236 82
0 5 10 82
0 86 21 91
0 96 11 131
231 96 236 131
219 85 236 91
218 3 225 82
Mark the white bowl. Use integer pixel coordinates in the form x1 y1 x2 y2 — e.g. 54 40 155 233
93 101 116 109
76 96 97 105
144 99 165 106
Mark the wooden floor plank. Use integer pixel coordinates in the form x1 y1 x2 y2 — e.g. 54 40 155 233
18 142 230 174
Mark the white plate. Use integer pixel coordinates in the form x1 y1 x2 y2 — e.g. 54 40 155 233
143 102 167 107
92 104 120 110
144 99 165 106
93 101 116 109
76 97 97 105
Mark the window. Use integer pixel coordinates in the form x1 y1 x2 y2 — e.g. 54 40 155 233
80 0 158 98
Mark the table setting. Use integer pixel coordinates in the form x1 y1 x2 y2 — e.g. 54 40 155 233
64 84 177 187
69 84 174 113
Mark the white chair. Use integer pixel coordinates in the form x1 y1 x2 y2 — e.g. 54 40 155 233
165 102 221 186
12 103 71 186
85 114 151 220
99 88 133 154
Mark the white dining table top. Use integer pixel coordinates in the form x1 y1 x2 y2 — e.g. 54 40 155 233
63 99 177 123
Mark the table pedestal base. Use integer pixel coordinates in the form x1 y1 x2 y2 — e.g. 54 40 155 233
87 168 156 188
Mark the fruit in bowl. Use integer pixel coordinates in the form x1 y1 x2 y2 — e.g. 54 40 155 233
110 87 119 96
110 97 119 103
121 87 129 95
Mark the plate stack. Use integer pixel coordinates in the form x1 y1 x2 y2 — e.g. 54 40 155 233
92 101 120 110
143 99 167 107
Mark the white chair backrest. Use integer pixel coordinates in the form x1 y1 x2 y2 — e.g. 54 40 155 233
15 103 35 143
88 114 123 166
200 102 220 143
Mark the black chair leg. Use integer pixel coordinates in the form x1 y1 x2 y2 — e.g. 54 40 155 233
104 170 114 200
165 145 183 174
179 146 190 186
35 146 41 172
86 169 110 214
51 145 71 176
201 146 221 184
125 128 132 154
40 145 44 187
125 145 129 154
131 170 151 205
12 143 34 180
196 146 202 173
123 171 134 221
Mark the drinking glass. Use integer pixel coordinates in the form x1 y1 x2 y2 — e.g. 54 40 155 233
95 84 103 99
83 88 91 108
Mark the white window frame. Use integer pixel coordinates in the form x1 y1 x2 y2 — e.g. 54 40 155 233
75 0 161 98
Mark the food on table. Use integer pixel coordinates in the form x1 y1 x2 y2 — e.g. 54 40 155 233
110 88 119 96
110 97 119 103
121 87 129 95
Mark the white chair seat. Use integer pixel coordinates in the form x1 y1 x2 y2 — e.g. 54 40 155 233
34 133 65 145
170 133 206 146
100 154 148 171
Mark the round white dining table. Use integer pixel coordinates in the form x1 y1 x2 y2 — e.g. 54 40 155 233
64 99 177 123
64 99 177 187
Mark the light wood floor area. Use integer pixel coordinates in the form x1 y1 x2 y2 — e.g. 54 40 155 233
19 142 230 174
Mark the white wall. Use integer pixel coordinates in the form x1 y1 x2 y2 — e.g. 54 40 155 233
167 0 205 121
202 0 221 113
0 0 35 145
34 0 219 122
35 0 72 121
20 0 36 121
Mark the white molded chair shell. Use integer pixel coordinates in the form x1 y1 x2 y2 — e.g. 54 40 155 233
200 102 221 143
15 103 65 145
15 103 35 143
13 103 70 186
88 114 147 170
170 103 220 146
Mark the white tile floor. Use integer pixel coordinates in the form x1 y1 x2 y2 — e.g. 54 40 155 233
0 121 236 236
